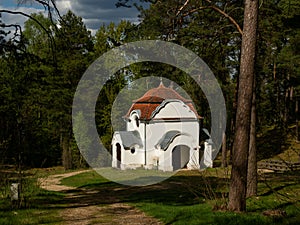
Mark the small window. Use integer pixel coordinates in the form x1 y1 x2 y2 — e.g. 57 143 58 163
130 147 136 154
134 116 139 127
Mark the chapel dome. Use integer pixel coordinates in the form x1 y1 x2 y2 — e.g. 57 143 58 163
125 82 200 120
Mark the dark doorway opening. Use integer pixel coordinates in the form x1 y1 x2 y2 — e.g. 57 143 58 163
116 143 121 168
172 145 190 171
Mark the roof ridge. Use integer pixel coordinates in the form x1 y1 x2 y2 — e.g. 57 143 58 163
124 82 200 120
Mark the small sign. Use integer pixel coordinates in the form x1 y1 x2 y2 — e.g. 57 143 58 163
10 183 20 201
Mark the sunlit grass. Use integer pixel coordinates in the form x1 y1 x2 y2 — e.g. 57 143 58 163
0 168 65 225
59 168 300 225
0 208 61 225
60 170 111 187
2 155 299 225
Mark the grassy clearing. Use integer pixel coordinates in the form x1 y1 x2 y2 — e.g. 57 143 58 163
1 166 299 225
0 189 64 225
0 207 62 225
273 136 300 162
136 202 278 225
256 126 300 162
59 169 111 187
61 167 176 187
0 168 65 225
60 168 300 225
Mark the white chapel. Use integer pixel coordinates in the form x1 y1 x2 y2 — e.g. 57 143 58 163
111 82 212 171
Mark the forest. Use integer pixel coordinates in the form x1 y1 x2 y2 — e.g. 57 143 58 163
0 0 300 213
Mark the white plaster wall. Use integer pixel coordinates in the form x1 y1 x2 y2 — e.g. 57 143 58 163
126 112 139 131
111 134 123 168
158 134 198 171
112 133 145 169
122 146 145 168
146 121 199 147
126 120 134 131
154 101 197 118
145 106 200 169
113 101 200 171
126 113 146 140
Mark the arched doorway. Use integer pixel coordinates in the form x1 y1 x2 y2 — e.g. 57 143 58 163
116 143 121 168
172 145 190 171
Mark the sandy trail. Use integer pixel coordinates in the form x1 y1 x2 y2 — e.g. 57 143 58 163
39 170 163 225
39 170 91 191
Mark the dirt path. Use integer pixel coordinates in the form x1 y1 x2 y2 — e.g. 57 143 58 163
40 170 163 225
39 170 91 192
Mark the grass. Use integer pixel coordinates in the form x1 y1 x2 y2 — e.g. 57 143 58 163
0 208 62 225
61 167 176 186
60 169 111 187
1 125 299 225
0 189 64 225
135 203 214 225
1 166 299 224
0 168 65 225
273 136 300 162
59 168 300 225
256 126 300 162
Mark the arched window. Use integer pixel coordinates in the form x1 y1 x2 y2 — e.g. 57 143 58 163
134 115 139 127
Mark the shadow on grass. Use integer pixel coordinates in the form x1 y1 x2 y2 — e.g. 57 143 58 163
115 174 230 206
257 127 291 161
260 183 296 197
15 171 230 212
2 169 299 225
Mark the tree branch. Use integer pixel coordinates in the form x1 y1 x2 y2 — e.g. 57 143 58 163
0 23 23 39
176 0 190 16
209 5 243 35
0 10 50 36
17 0 63 32
176 0 243 36
204 0 242 35
0 9 56 61
181 6 209 17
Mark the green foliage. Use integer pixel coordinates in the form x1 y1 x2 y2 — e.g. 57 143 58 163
256 0 300 129
0 10 96 168
23 13 54 58
54 11 94 169
0 208 61 225
0 0 299 171
71 112 90 168
94 20 137 56
0 169 63 224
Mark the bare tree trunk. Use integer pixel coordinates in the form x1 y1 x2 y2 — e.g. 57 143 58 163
228 0 259 212
296 96 299 142
221 132 227 167
247 80 257 197
229 117 235 164
62 132 72 170
284 88 290 126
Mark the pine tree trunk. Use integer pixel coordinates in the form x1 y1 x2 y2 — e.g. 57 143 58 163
62 132 72 170
221 132 227 167
247 81 257 197
284 88 289 126
296 97 299 142
228 0 259 212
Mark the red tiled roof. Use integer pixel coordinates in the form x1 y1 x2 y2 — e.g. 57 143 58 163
125 82 201 120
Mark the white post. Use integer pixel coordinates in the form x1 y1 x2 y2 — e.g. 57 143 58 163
187 146 200 170
10 183 20 201
204 140 213 168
